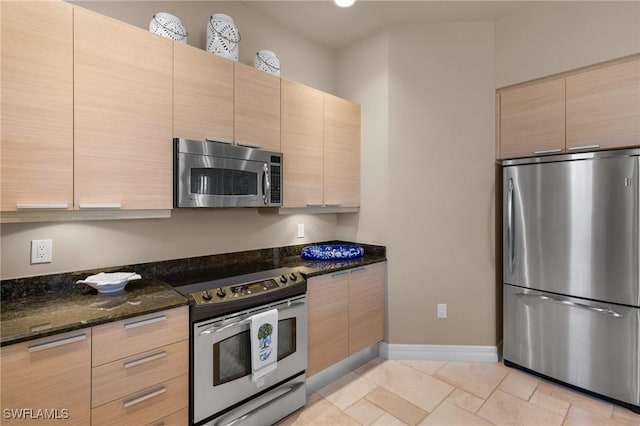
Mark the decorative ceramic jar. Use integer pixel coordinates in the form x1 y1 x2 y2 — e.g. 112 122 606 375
149 12 187 44
207 14 240 61
254 50 281 76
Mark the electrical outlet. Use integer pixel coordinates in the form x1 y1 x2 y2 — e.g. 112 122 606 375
297 223 304 238
31 239 52 264
437 303 447 319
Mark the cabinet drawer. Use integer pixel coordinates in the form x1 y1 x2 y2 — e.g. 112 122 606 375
92 339 188 407
0 329 91 425
91 374 187 426
92 306 188 366
146 408 188 426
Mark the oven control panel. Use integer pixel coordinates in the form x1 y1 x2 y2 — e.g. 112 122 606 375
190 271 304 306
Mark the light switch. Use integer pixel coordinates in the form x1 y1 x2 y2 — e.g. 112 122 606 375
297 224 304 238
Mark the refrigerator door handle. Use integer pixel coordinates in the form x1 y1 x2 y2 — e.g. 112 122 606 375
515 292 624 318
507 177 515 272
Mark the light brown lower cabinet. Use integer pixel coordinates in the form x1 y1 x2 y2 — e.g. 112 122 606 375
307 262 387 376
91 374 188 426
0 329 92 425
91 306 189 426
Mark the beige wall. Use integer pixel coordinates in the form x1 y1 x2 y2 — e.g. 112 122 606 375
69 1 337 94
386 22 496 345
335 32 390 246
0 211 337 279
495 1 640 87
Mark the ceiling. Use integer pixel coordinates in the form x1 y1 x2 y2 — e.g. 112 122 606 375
241 1 535 49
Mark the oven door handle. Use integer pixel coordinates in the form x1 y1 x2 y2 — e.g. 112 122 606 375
198 300 306 336
215 382 305 426
199 318 251 336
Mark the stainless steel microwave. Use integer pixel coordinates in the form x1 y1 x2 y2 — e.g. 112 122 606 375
174 138 282 208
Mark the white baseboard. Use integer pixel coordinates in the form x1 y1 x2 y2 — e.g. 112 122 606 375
380 343 499 363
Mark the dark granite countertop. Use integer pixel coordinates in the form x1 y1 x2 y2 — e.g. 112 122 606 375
0 278 188 346
1 241 385 346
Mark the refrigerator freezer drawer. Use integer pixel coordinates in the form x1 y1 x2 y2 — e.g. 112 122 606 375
504 284 640 408
503 152 639 306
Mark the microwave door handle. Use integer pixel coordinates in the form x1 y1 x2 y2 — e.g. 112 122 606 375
262 163 270 205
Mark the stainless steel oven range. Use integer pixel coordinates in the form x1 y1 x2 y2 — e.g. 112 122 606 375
175 268 307 426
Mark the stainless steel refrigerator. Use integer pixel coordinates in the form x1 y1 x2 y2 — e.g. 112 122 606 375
502 148 640 413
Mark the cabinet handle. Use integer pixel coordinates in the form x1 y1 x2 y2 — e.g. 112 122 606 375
123 386 166 408
16 204 69 210
325 203 341 207
78 203 122 209
28 333 87 353
568 144 600 152
533 148 562 155
236 142 261 149
123 351 167 369
124 314 166 330
350 267 366 273
306 203 323 208
206 138 232 145
331 271 349 278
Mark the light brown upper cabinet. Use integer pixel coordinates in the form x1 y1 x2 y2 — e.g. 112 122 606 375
324 94 361 208
0 0 74 212
234 63 281 152
280 79 324 208
499 78 566 159
566 58 640 151
174 43 234 143
74 7 173 210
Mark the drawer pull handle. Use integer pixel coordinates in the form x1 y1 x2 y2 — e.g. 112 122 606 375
123 386 166 408
123 351 167 369
16 203 69 210
350 267 366 273
306 203 323 207
533 148 562 155
78 203 122 209
331 271 349 278
124 314 167 330
28 333 87 353
325 203 341 207
568 144 600 152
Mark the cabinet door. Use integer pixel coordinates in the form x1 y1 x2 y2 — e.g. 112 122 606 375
174 43 234 143
324 94 360 207
234 63 281 152
349 263 386 354
74 7 173 210
307 271 349 376
566 58 640 151
281 79 324 208
0 0 73 212
500 79 565 159
0 329 91 425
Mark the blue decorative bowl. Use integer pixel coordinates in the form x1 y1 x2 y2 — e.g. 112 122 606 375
302 244 364 260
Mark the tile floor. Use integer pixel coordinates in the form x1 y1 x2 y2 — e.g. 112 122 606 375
277 358 640 425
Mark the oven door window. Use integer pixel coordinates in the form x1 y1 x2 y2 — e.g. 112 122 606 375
191 168 258 196
213 318 296 386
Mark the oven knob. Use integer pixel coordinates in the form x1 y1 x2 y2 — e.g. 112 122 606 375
289 273 297 281
202 290 213 301
279 274 288 284
216 287 226 298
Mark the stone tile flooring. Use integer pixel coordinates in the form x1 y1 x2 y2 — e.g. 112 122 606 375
277 358 640 425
